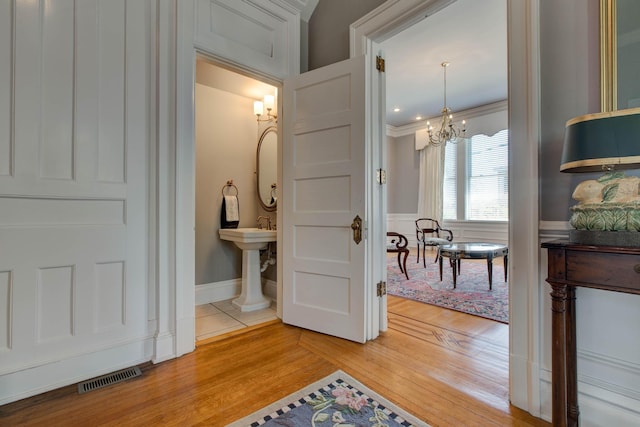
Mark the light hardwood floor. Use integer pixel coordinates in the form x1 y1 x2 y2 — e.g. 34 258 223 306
0 296 550 427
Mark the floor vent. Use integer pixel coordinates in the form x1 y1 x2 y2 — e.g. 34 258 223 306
77 366 142 394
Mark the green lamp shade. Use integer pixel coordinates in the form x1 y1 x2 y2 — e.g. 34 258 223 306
560 107 640 173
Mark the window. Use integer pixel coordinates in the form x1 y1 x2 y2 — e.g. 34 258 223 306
443 129 509 221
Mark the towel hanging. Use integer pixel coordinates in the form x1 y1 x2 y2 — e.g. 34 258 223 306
221 180 239 229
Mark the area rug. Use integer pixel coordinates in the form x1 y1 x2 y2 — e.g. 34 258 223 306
226 370 430 427
387 252 509 323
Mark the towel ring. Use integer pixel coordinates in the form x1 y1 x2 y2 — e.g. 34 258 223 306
221 180 238 197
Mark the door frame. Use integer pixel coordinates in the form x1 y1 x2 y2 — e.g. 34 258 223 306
170 0 541 416
348 0 542 417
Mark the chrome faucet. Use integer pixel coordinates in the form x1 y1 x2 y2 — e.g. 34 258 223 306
257 216 271 230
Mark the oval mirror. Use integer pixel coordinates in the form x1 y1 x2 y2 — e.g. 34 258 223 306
256 126 277 211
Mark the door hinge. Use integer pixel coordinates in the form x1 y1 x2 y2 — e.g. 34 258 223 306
376 168 387 184
377 281 387 297
376 56 385 72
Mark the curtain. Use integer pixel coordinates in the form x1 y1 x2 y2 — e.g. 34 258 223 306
415 129 445 224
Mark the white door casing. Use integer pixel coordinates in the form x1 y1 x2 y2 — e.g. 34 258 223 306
282 55 369 343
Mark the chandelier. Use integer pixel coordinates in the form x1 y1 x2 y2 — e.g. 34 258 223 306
426 62 466 146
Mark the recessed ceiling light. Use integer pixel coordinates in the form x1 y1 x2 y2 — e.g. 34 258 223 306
415 115 422 120
393 107 400 112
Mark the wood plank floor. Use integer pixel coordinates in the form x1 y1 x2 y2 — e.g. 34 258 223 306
0 296 550 427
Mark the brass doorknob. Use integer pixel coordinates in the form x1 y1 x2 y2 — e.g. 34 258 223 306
351 215 362 244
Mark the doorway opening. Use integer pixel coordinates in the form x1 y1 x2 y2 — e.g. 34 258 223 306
193 56 281 343
380 0 509 325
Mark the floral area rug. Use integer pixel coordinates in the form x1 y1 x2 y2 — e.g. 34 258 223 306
387 251 509 323
226 370 429 427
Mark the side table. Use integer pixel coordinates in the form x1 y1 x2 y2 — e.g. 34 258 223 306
541 240 640 427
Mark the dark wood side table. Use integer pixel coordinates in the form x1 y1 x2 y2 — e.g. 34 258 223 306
541 240 640 427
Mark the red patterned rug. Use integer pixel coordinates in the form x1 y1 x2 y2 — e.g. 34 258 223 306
387 251 509 323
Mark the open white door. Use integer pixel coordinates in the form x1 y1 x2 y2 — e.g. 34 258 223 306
282 55 369 343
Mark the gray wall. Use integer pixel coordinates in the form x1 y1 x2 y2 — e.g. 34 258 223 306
386 134 420 213
308 0 386 70
539 1 601 221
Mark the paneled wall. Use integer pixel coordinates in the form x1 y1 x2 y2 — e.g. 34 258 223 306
0 0 152 404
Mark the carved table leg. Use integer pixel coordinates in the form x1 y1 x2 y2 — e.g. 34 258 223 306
566 286 579 427
550 282 568 427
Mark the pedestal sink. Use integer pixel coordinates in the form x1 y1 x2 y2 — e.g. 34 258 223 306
219 228 277 312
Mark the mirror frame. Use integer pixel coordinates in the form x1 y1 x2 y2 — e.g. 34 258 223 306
600 0 616 112
256 126 277 212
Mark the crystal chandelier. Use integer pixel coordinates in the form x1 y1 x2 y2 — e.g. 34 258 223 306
426 62 466 146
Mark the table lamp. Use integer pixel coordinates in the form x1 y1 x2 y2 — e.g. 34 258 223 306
560 107 640 247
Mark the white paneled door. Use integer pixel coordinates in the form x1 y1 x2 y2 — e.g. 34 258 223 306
282 56 369 343
0 1 151 404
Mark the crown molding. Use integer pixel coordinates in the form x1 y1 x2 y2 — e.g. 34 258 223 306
386 99 508 137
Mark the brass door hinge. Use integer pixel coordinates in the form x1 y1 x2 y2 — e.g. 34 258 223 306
377 281 387 297
377 168 387 184
376 56 385 72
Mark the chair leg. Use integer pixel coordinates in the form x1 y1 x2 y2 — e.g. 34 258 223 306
422 244 426 268
402 250 409 280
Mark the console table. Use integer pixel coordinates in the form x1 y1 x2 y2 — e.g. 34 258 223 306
541 240 640 427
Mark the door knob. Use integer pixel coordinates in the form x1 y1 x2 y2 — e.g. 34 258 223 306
351 215 362 244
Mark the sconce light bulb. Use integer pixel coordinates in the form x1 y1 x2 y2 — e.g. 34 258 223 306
254 100 264 117
264 95 275 111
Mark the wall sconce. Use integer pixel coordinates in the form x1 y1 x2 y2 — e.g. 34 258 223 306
254 94 277 123
560 107 640 246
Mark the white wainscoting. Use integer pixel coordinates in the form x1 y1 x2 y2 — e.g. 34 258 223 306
387 214 509 248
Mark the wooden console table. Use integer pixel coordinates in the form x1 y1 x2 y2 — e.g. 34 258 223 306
541 240 640 427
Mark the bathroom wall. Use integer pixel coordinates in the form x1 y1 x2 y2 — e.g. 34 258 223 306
195 61 276 288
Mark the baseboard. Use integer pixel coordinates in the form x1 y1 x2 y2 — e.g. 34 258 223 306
0 337 154 405
152 331 176 363
195 278 277 305
264 279 277 300
195 279 241 305
539 352 640 426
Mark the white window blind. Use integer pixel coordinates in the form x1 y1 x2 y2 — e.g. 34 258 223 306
467 129 509 220
443 142 457 220
442 129 509 221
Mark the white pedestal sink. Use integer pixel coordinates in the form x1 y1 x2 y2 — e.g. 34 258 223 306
219 227 277 312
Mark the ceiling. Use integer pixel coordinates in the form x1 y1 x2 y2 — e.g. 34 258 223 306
380 0 508 128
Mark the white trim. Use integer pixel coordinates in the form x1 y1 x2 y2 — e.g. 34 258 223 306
174 0 197 359
507 0 540 417
0 338 153 406
539 220 572 231
387 100 508 138
355 0 540 416
195 278 277 306
195 280 242 305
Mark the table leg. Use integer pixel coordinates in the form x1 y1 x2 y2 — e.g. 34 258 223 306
452 256 458 288
566 287 579 426
504 254 508 282
486 256 494 290
550 283 569 427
